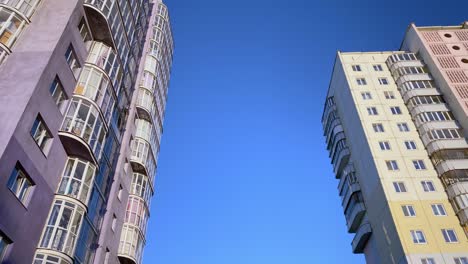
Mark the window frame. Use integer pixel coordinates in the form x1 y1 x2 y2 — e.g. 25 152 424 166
431 204 447 216
441 229 458 243
7 162 34 206
421 181 436 192
402 205 416 217
393 181 407 193
30 114 53 155
410 230 427 244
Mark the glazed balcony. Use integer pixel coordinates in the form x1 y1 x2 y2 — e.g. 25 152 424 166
33 249 73 264
56 157 97 207
0 0 41 18
86 41 123 92
352 223 372 254
131 172 153 207
37 197 86 259
136 87 156 123
118 224 144 264
124 195 150 236
331 140 350 175
0 5 27 63
135 118 160 159
83 0 115 48
74 65 116 125
59 98 107 163
130 137 156 184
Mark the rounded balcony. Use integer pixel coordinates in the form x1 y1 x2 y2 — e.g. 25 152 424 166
37 197 86 260
332 139 350 175
74 65 117 125
86 41 123 93
130 137 156 184
131 172 153 207
56 157 97 207
1 0 42 18
33 249 73 264
124 195 150 236
0 5 28 62
135 118 160 158
83 0 114 49
118 223 144 264
136 87 156 123
59 97 107 163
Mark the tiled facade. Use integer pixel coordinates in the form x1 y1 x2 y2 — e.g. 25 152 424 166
323 22 468 264
0 0 173 263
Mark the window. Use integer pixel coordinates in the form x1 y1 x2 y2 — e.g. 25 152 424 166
378 77 389 85
65 44 80 78
0 7 27 47
361 92 372 100
379 141 391 150
367 107 378 116
390 106 402 115
404 140 417 150
441 229 458 243
352 65 361 71
373 123 385 132
402 205 416 217
384 91 395 99
421 181 436 192
49 77 67 111
31 115 53 154
386 160 399 171
7 163 34 204
428 129 462 140
356 78 367 85
397 123 410 132
118 184 123 201
0 231 11 261
431 204 447 216
78 17 91 43
410 230 426 244
421 258 436 264
393 182 407 192
33 253 68 264
373 64 383 71
413 160 427 170
454 257 468 264
112 214 117 232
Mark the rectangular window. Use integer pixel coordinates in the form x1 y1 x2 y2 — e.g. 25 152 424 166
367 107 378 116
421 181 435 192
356 78 367 85
390 106 402 115
393 182 407 192
384 91 395 99
49 77 67 111
7 163 34 205
404 140 417 150
78 17 91 43
30 115 53 154
397 123 410 132
402 205 416 217
65 44 81 78
413 160 427 170
361 92 372 100
441 229 458 243
379 141 391 150
410 230 426 244
352 65 362 71
421 258 436 264
431 204 447 216
378 77 389 85
454 257 468 264
373 64 383 71
373 123 385 132
0 231 11 261
386 160 399 171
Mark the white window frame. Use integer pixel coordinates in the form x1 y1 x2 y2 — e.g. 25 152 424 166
404 140 417 150
378 77 389 85
393 181 407 193
367 107 378 116
454 257 468 264
431 204 447 216
402 205 416 217
373 123 385 132
356 78 367 85
379 141 391 150
390 106 402 115
413 160 427 170
7 163 34 205
386 160 399 171
352 65 362 72
361 92 372 100
421 181 436 192
397 123 410 132
373 64 383 71
410 230 427 244
441 229 458 243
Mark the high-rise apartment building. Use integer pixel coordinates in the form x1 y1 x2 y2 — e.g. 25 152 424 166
322 22 468 263
0 0 173 263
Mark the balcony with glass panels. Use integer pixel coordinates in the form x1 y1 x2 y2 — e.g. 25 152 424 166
83 0 115 48
131 172 152 208
85 41 123 93
344 192 366 233
37 198 86 260
129 137 156 184
59 98 107 163
135 87 156 123
118 224 144 264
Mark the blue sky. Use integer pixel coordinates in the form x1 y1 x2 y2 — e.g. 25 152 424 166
143 0 468 263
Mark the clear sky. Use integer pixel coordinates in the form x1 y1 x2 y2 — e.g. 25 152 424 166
143 0 468 263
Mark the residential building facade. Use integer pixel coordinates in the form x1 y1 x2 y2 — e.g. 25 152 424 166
0 0 173 263
322 22 468 264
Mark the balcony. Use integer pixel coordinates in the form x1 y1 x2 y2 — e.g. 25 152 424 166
57 157 97 207
344 192 366 233
118 224 144 264
124 195 150 235
59 98 107 163
130 137 156 183
136 87 155 123
351 223 372 254
86 41 123 92
83 1 114 48
332 144 350 175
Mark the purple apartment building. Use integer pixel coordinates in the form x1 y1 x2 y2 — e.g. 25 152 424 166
0 0 173 263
